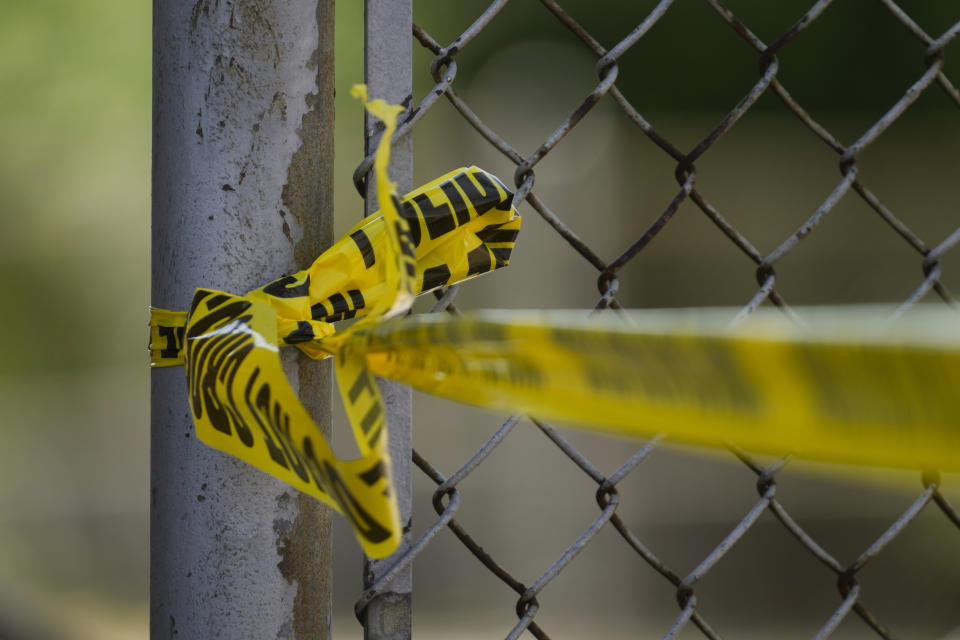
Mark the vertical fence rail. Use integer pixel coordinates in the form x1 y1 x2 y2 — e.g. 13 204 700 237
151 1 335 637
352 1 960 638
360 2 415 639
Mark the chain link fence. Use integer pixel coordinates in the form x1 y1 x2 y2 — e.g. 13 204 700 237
348 2 960 637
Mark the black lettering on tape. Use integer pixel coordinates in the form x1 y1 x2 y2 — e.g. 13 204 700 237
392 196 419 261
393 218 416 259
466 245 492 276
301 438 392 544
695 341 759 412
487 172 515 211
158 325 185 359
464 320 508 343
350 229 376 268
492 247 511 268
414 192 456 240
392 221 417 279
310 299 330 321
476 226 520 244
249 369 311 483
326 293 350 322
185 297 257 447
263 274 311 299
421 264 451 291
455 170 511 216
189 290 210 315
360 401 382 437
284 321 316 344
359 461 386 486
202 329 249 415
398 198 422 247
206 293 231 310
507 358 543 387
322 460 391 543
245 367 291 469
347 289 365 314
339 290 363 321
366 423 383 448
440 180 471 225
796 345 918 426
345 368 385 447
297 436 331 498
187 299 252 339
348 369 378 404
313 290 366 323
209 334 255 446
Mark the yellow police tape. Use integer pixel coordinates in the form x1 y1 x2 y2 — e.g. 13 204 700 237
151 86 521 557
151 85 960 559
150 162 519 366
178 287 400 555
360 308 960 473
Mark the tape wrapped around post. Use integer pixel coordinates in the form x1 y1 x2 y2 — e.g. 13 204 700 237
183 288 401 557
149 85 521 557
150 164 519 367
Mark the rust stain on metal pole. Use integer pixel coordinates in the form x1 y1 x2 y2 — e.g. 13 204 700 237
361 1 414 639
277 1 337 635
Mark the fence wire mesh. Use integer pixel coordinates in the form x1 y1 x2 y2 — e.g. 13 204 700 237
351 1 960 638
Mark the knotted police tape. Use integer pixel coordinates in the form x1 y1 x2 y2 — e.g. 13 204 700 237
151 86 520 558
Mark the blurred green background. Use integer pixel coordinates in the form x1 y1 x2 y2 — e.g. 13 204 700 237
0 0 150 638
1 0 959 638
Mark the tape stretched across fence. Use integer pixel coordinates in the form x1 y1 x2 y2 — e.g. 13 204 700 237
360 308 960 472
151 86 959 560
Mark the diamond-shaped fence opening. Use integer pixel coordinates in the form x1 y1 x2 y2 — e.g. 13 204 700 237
347 1 960 638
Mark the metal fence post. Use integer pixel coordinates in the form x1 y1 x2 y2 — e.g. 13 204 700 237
151 1 335 638
361 1 414 638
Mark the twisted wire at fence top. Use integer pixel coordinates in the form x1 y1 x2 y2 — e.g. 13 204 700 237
354 1 960 637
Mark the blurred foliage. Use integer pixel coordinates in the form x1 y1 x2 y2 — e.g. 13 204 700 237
0 0 149 375
0 2 151 637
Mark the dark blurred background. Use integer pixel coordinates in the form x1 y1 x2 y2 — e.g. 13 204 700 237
1 0 958 638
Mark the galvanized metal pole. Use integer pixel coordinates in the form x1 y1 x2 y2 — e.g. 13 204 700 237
151 1 335 638
362 1 414 638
